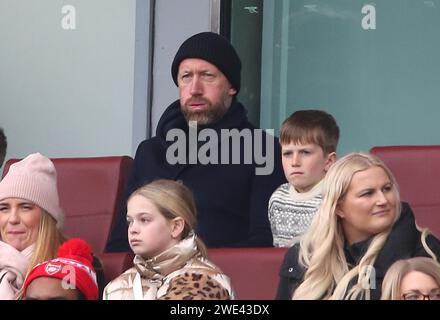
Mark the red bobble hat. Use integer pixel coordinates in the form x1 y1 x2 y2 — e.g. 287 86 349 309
22 238 98 300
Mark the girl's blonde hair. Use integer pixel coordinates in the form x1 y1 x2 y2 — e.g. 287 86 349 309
128 179 208 257
293 152 401 300
381 256 440 300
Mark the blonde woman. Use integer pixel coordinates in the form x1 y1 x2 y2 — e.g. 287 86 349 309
0 153 66 299
381 257 440 300
276 152 440 300
0 153 104 299
103 179 235 300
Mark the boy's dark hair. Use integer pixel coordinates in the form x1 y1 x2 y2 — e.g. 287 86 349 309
280 110 339 154
0 128 7 167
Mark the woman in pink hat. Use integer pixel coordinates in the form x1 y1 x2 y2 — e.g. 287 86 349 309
0 153 66 299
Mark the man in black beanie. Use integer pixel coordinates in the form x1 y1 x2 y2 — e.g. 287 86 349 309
106 32 285 251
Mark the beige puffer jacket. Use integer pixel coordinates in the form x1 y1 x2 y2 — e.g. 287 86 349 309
103 235 234 300
103 256 234 300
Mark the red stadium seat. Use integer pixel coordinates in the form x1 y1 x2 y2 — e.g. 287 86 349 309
208 247 287 300
371 145 440 237
98 252 134 284
3 156 289 294
98 248 288 292
2 156 133 253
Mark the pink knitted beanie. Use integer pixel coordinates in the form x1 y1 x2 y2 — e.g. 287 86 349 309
0 153 63 225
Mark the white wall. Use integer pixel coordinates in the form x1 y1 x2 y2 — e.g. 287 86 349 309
0 0 143 166
151 0 212 135
0 0 214 173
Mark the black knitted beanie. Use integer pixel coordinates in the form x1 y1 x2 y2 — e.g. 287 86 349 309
171 32 242 93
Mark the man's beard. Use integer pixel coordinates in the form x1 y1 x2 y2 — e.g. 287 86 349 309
181 99 230 126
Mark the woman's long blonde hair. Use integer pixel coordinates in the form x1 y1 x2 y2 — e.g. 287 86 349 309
381 257 440 300
293 153 401 300
27 210 66 270
128 179 208 257
16 209 66 299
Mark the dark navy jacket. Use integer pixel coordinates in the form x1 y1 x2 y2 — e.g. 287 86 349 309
106 99 285 251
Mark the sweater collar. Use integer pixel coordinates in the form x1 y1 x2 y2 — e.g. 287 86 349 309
289 179 323 201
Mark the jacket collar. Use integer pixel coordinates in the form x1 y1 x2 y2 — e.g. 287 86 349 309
343 203 418 277
344 237 372 267
156 99 249 147
133 232 199 279
374 203 419 276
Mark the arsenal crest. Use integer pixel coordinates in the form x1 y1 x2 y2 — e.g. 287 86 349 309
45 263 62 275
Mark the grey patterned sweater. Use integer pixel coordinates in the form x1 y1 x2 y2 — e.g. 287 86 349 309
268 181 323 247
